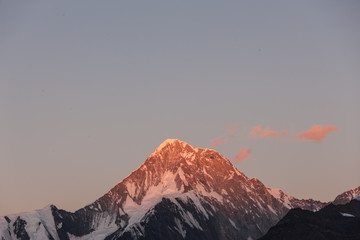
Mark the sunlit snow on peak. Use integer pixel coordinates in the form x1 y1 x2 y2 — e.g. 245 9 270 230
150 139 196 156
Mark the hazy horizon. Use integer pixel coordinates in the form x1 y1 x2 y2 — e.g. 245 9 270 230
1 1 359 216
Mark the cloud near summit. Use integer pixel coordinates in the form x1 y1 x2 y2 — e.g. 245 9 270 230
211 135 227 147
297 125 338 142
211 123 338 149
248 125 286 139
232 148 251 162
210 125 239 147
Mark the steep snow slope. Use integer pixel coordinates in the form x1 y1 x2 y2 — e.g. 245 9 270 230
0 205 59 240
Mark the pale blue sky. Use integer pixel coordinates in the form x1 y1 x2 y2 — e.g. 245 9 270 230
1 1 359 215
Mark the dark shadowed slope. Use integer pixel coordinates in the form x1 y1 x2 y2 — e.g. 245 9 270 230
259 197 360 240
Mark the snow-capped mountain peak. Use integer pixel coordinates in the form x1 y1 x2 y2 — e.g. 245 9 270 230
0 205 59 240
115 139 235 207
151 139 196 155
333 186 360 205
1 139 357 240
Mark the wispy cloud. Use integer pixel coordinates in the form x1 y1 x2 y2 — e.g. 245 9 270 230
297 125 338 142
248 125 262 138
210 125 239 147
226 125 238 137
210 135 227 147
248 125 286 139
232 148 251 162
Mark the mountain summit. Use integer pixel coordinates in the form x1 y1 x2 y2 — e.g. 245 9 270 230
0 139 355 240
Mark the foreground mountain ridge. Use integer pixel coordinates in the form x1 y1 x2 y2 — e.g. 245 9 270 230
1 139 358 240
259 197 360 240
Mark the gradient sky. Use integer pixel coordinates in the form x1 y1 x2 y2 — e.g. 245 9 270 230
1 1 359 216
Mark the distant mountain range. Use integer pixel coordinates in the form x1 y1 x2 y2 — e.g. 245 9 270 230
1 139 359 240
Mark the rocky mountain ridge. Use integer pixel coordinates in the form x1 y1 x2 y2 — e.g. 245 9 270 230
259 197 360 240
1 139 357 240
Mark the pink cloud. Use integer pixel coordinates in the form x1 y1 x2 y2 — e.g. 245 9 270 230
210 125 239 147
248 125 262 138
211 135 227 147
226 125 238 137
232 148 251 162
297 125 338 142
262 127 279 138
248 125 286 139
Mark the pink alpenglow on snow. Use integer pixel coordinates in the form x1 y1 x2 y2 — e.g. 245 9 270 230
232 148 251 162
297 125 338 142
248 125 286 139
